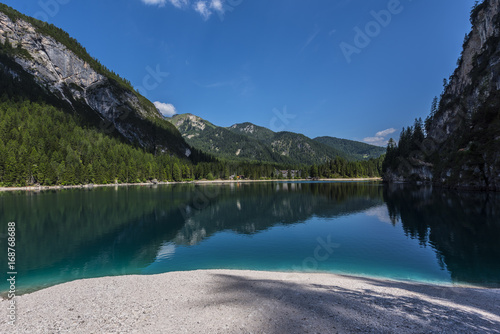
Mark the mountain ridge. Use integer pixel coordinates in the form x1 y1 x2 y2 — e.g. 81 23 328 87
168 113 386 164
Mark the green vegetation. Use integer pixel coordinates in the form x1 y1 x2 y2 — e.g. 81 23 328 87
0 31 199 160
0 36 32 60
0 99 382 187
470 0 487 24
313 136 386 161
169 115 292 164
169 114 385 165
0 3 180 149
227 122 275 141
382 118 425 177
312 156 383 179
0 99 180 186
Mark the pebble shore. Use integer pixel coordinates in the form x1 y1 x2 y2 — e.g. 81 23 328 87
1 270 499 333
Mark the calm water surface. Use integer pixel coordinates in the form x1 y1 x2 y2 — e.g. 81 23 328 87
1 181 499 295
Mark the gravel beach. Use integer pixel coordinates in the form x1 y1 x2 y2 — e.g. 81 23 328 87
1 270 499 333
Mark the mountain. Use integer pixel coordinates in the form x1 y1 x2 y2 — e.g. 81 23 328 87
313 136 386 161
0 4 383 186
227 122 276 142
167 114 290 163
0 4 193 158
168 114 385 165
383 0 500 191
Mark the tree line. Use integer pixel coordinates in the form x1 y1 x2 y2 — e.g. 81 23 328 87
0 100 383 187
382 118 425 176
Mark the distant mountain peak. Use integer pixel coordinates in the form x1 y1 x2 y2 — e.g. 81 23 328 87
168 113 386 164
230 122 258 134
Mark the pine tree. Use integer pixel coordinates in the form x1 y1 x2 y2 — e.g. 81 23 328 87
4 149 17 185
430 96 438 116
173 163 182 182
310 165 318 178
412 118 425 147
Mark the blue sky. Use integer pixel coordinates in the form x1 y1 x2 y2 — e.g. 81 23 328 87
4 0 477 146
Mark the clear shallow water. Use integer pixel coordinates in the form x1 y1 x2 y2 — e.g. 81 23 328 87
1 181 500 295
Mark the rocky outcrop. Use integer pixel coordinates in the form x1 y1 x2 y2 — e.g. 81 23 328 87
428 0 500 141
0 10 189 155
385 0 500 191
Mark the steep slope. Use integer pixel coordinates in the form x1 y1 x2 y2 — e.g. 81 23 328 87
0 4 192 157
384 0 500 190
314 136 386 160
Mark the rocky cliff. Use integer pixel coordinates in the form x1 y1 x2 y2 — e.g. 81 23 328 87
0 5 190 157
385 0 500 191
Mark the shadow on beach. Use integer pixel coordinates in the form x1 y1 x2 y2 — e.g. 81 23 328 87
205 272 500 333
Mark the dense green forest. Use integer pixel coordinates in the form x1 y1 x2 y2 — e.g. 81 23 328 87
314 136 386 161
0 99 382 187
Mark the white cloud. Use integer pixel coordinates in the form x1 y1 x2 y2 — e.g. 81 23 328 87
365 205 394 224
141 0 167 6
141 0 225 19
169 0 189 8
194 1 212 20
363 128 397 147
154 101 177 117
155 242 176 260
363 136 386 146
210 0 224 13
376 128 397 137
140 0 188 8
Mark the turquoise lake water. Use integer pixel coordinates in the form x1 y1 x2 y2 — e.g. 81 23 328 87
1 181 499 295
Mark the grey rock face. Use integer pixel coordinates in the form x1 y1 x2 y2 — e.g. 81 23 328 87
428 0 500 143
0 12 185 153
387 0 500 190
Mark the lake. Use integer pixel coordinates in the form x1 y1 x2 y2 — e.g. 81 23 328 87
1 181 500 296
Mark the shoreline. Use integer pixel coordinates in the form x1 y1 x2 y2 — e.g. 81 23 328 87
2 269 499 333
0 177 382 192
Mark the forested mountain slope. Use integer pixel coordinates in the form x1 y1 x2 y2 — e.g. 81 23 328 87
169 114 385 164
0 4 196 158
